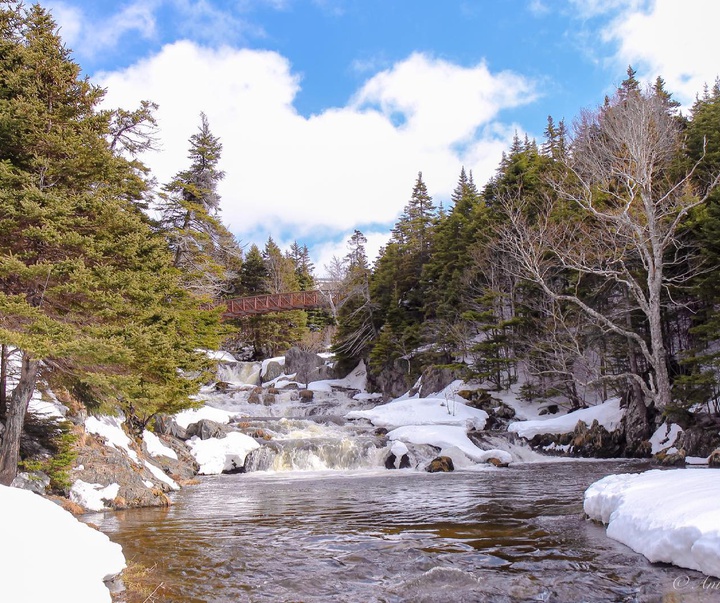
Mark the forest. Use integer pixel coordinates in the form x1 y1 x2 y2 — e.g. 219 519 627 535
2 1 720 487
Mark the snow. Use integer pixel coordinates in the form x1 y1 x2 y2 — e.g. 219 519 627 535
1 484 125 603
346 396 488 430
186 432 261 474
174 405 237 429
143 460 180 490
85 415 139 463
69 480 121 512
649 422 683 454
201 349 237 362
387 425 510 465
584 469 720 578
143 429 178 459
508 397 624 439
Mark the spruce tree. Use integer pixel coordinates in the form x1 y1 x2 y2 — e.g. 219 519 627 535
0 3 222 482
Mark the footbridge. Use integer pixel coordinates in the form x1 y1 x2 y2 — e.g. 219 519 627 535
223 288 339 319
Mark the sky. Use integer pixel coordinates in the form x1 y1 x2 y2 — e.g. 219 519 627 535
40 0 720 275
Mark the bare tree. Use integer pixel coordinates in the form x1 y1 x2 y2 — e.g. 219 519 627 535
496 88 720 410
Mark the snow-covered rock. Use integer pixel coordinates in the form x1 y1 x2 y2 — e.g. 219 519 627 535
346 396 488 430
1 484 125 603
584 469 720 578
508 398 624 440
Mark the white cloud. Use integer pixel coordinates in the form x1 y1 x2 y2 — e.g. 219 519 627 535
98 43 535 265
588 0 720 105
44 0 157 56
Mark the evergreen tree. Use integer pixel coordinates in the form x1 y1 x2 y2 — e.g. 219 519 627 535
0 3 222 483
157 112 241 297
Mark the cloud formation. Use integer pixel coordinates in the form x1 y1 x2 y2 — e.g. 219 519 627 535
582 0 720 106
98 43 535 263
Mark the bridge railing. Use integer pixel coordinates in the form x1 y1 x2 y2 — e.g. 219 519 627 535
224 289 339 318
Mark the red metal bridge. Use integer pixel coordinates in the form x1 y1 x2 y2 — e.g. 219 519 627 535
223 289 338 318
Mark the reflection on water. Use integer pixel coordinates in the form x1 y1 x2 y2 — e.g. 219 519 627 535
90 461 714 603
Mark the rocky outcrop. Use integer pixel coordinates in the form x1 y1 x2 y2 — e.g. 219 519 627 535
569 419 625 458
676 415 720 457
414 365 464 398
154 415 187 440
385 451 411 469
458 388 515 430
709 449 720 468
426 456 454 473
368 358 415 400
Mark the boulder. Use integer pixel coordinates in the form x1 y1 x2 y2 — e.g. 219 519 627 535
299 389 314 402
262 393 276 406
426 456 455 473
11 471 51 495
285 347 336 384
247 391 261 404
655 448 686 467
676 417 720 457
185 419 232 440
709 449 720 468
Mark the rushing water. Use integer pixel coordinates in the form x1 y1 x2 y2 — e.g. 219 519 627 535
90 461 715 603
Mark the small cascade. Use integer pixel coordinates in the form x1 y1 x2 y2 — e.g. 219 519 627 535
243 435 387 472
217 361 262 385
468 431 549 463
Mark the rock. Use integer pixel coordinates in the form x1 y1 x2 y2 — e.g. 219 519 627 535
538 404 559 416
262 360 285 383
486 457 509 468
247 391 261 404
385 452 411 469
154 415 188 440
426 456 454 473
495 404 516 420
185 419 232 440
656 448 686 467
676 416 720 457
285 346 336 384
262 393 276 406
299 389 314 401
368 358 415 400
11 471 51 495
375 427 389 436
267 387 280 395
708 449 720 468
214 381 231 392
416 365 463 398
570 420 624 458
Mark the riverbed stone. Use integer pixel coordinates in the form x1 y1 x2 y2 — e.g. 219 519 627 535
299 389 314 401
486 457 509 468
385 452 411 470
426 456 454 473
708 449 720 468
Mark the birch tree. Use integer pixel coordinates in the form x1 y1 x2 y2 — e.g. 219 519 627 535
496 86 720 410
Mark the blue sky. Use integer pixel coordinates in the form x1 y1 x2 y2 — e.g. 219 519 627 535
42 0 720 272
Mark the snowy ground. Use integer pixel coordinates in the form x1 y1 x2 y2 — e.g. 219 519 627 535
584 469 720 578
0 484 125 603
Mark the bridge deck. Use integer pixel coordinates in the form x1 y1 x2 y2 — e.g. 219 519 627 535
224 289 336 318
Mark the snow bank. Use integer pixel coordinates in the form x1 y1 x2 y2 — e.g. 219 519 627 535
201 349 237 363
174 405 237 429
70 480 120 511
346 397 488 430
143 430 178 459
143 461 180 490
584 469 720 578
508 398 624 439
85 415 139 463
186 432 261 474
1 484 125 603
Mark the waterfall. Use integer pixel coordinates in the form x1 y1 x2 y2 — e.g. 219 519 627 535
217 361 262 385
468 431 550 463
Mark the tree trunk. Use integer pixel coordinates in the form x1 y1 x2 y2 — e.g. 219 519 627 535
0 352 38 485
0 344 7 421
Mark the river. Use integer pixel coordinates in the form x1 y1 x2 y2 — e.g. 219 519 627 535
90 461 713 603
88 366 715 602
